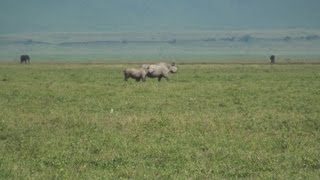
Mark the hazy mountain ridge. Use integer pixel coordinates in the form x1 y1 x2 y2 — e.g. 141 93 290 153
1 29 320 45
1 29 320 62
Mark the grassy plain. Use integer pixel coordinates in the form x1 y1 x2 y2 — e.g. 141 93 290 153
0 63 319 179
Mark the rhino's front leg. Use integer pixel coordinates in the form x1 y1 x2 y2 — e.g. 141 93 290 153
163 73 169 81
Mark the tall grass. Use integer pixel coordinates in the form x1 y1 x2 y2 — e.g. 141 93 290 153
0 63 319 179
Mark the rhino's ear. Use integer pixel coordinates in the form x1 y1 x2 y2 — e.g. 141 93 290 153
171 62 176 66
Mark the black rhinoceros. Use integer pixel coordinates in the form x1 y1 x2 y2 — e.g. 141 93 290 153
144 62 177 81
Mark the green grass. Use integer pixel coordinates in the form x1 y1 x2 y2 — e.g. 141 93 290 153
0 63 319 179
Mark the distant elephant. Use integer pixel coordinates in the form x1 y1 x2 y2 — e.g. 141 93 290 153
146 62 177 81
124 68 147 82
20 55 30 64
270 55 275 64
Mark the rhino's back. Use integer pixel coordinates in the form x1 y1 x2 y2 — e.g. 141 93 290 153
141 64 150 70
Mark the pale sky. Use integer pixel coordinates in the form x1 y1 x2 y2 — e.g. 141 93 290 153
1 0 320 33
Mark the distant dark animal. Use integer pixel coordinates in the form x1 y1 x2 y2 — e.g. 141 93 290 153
124 68 147 82
20 55 30 64
145 62 177 81
270 55 275 64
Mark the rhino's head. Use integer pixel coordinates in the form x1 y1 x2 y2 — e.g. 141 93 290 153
169 64 178 73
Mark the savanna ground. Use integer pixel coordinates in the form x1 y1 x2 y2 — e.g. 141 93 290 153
0 63 319 179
